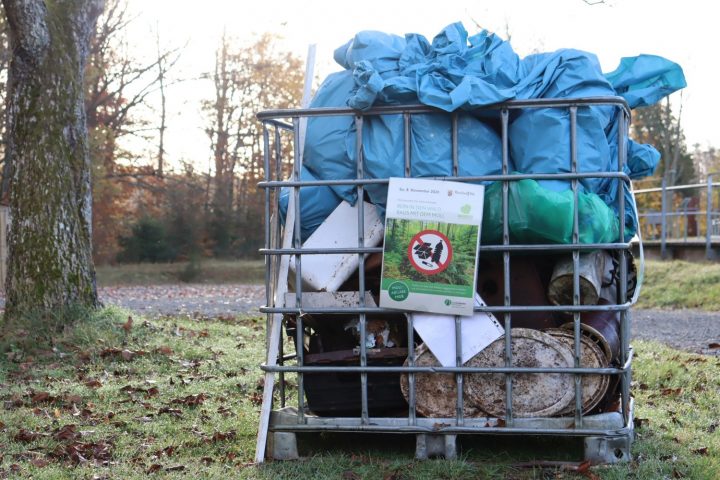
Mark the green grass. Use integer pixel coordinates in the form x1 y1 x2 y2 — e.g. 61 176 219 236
95 258 265 286
637 260 720 310
1 309 718 479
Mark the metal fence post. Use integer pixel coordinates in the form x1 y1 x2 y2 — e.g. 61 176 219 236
707 174 713 260
661 178 668 259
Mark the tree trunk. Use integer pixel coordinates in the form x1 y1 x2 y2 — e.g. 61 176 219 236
3 0 103 320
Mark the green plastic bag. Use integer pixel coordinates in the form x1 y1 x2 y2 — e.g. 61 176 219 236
481 179 620 245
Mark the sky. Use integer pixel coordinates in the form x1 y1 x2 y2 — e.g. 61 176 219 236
124 0 718 171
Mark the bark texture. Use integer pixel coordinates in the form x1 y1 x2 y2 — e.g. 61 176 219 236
3 0 103 319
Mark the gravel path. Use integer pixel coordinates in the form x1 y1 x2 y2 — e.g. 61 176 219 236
1 284 718 354
632 308 720 355
98 284 266 318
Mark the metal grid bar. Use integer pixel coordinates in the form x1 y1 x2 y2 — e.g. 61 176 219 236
262 303 635 316
617 108 631 425
256 96 630 120
569 106 583 428
355 114 370 424
403 112 417 427
260 242 634 255
258 171 631 188
500 107 514 426
291 117 305 423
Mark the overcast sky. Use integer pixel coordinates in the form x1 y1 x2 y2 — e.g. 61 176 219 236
125 0 717 171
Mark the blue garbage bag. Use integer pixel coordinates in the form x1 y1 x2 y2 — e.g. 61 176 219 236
302 70 358 202
278 168 343 243
345 112 504 206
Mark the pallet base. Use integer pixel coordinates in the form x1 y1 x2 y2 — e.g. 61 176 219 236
266 403 634 464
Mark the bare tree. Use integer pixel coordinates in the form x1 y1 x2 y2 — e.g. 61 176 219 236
204 33 304 255
2 0 103 320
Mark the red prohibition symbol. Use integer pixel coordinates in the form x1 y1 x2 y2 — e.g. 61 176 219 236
407 229 453 275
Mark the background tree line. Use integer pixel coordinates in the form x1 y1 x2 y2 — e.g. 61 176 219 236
0 0 303 265
0 1 717 267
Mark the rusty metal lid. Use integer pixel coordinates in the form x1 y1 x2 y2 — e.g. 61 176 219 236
559 321 613 363
465 328 575 418
544 328 610 415
400 344 482 418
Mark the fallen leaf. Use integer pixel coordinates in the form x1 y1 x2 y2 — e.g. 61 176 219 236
146 387 160 398
122 316 133 333
30 458 49 468
84 379 103 388
249 392 262 406
634 418 649 428
0 421 5 429
661 387 683 396
100 348 122 358
342 470 361 480
147 464 162 474
157 407 182 417
121 350 135 361
165 465 185 472
64 394 82 405
172 393 207 407
691 447 709 456
155 346 173 355
54 424 80 442
201 456 214 464
58 440 113 465
31 392 51 404
708 342 720 349
672 468 686 478
14 429 46 443
210 431 236 443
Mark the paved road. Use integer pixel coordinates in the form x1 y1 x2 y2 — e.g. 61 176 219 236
1 284 718 354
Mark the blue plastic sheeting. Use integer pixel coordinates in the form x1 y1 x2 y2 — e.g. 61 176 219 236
278 168 342 243
605 54 687 108
296 22 685 243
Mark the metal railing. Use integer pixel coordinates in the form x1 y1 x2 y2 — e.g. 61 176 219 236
634 174 720 259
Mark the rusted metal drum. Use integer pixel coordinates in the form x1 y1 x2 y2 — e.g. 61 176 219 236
465 329 575 418
545 328 610 415
476 257 559 330
560 299 621 363
400 344 482 418
548 251 606 306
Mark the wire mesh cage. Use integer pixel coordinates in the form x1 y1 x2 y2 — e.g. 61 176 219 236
256 97 641 464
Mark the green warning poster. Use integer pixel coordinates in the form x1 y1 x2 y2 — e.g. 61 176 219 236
379 178 484 316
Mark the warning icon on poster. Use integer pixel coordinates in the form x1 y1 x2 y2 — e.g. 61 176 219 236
408 230 452 275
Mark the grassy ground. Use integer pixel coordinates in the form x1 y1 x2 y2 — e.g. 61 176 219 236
637 260 720 310
1 309 718 479
95 258 265 286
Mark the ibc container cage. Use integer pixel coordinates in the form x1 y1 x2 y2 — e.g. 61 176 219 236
255 97 641 464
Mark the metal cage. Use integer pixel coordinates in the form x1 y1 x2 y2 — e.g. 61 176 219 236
256 97 639 464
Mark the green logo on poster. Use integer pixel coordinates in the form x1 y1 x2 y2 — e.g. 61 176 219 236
460 204 471 214
444 299 451 306
388 282 409 301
